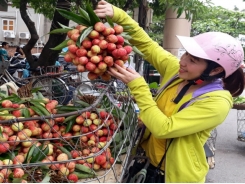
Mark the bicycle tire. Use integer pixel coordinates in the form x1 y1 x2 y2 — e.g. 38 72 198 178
32 77 69 105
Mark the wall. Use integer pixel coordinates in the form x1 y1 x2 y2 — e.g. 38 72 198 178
0 4 50 47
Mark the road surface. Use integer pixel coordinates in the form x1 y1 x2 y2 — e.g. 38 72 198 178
206 109 245 183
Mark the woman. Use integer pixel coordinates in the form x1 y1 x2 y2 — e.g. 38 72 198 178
95 1 245 183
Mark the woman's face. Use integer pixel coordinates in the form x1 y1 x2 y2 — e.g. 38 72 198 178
179 52 208 80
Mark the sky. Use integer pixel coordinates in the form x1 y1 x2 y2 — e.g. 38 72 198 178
211 0 245 10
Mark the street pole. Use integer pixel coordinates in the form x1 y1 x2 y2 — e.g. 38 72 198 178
163 8 191 59
161 8 191 82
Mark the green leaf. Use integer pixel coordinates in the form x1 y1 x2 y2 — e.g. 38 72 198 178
12 178 23 183
22 108 30 118
31 87 42 93
24 145 36 163
124 39 131 46
59 52 67 55
51 39 69 50
106 15 114 28
149 82 158 89
49 28 71 34
79 7 91 23
85 3 101 25
30 144 49 163
122 25 134 31
133 46 144 56
65 119 75 133
0 151 16 160
177 7 184 18
41 173 51 183
57 8 91 26
76 26 93 47
58 22 73 29
0 91 7 98
120 32 132 40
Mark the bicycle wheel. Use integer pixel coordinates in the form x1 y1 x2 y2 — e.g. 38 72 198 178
32 77 69 105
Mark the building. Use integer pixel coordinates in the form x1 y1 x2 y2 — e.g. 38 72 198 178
0 2 51 50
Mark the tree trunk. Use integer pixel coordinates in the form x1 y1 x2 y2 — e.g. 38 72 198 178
123 0 134 11
135 0 147 73
36 0 71 68
19 0 39 68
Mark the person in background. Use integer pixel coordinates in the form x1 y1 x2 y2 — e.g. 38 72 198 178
0 42 11 74
15 46 25 57
0 42 10 62
13 46 26 78
95 1 245 183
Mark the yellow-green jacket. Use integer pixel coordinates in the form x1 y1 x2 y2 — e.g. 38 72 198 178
111 6 233 183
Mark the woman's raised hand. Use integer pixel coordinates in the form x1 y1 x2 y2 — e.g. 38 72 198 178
107 64 141 84
94 0 114 18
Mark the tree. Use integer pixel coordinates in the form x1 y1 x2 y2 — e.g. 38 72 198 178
11 0 71 68
191 6 245 38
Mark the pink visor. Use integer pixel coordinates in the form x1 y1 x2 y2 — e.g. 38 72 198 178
176 35 211 61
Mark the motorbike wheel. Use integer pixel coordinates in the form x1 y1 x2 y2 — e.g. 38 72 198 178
32 77 69 104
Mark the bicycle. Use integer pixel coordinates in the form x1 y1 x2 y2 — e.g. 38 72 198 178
0 66 70 105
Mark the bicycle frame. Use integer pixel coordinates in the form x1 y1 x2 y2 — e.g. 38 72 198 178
2 69 29 87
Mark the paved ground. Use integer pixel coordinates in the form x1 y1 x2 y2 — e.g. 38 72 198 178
206 109 245 183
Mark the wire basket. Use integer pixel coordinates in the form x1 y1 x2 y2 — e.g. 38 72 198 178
0 79 138 183
232 103 245 141
206 128 217 154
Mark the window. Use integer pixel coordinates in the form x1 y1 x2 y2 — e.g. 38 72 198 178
2 19 14 31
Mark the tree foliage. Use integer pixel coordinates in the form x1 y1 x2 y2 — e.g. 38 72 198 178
191 6 245 38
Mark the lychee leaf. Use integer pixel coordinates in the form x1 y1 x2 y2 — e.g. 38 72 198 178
79 7 91 23
56 8 91 27
123 39 131 46
133 46 144 56
126 30 137 35
11 178 23 183
59 52 67 55
65 119 75 133
63 114 78 124
120 32 132 40
122 25 136 35
23 145 35 163
49 28 71 34
51 39 69 50
58 22 73 29
122 25 134 31
22 108 30 118
41 173 51 183
76 26 93 47
30 144 49 163
85 3 101 25
106 15 114 28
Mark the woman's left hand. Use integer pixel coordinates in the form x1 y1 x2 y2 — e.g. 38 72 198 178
107 64 141 84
